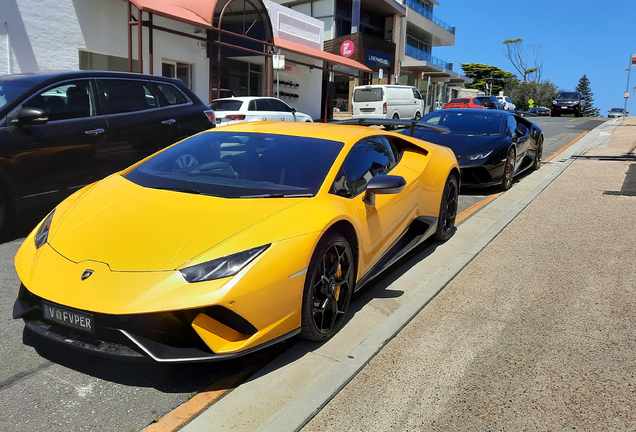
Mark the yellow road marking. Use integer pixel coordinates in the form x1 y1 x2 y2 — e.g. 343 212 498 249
542 130 588 164
145 351 278 432
455 193 502 225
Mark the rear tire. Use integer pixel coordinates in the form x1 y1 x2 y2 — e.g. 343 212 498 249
385 113 399 130
432 174 459 242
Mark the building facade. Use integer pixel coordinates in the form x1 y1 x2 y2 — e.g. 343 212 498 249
273 0 470 114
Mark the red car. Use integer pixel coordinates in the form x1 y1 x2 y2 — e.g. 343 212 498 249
444 98 486 109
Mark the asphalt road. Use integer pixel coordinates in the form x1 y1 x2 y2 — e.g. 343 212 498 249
0 116 606 432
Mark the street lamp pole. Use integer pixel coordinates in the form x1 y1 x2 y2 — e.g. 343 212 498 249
624 55 633 116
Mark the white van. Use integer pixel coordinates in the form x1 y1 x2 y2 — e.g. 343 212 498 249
352 84 425 120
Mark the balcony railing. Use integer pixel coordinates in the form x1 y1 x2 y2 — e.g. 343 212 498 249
405 44 450 69
404 0 456 34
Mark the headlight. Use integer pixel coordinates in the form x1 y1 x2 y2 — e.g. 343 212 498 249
467 150 493 161
180 244 270 283
34 210 56 249
552 100 558 105
573 101 579 105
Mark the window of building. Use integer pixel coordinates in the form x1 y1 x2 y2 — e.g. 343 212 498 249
406 35 431 53
79 50 139 73
162 61 192 89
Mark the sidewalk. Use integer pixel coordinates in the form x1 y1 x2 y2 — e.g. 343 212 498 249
302 118 636 430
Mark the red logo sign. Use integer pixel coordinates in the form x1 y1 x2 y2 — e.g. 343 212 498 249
340 40 354 58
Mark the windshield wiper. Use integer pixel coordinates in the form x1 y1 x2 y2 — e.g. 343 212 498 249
152 186 202 195
239 193 314 198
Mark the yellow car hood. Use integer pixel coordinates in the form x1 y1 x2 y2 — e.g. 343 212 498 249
49 175 303 271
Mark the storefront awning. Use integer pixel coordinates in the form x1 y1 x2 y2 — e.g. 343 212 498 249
130 0 218 29
274 37 372 73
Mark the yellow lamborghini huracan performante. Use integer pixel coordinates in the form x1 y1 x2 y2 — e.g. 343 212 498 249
13 122 459 362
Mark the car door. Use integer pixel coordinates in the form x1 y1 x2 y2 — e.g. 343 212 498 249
97 78 182 171
508 115 530 168
267 98 296 121
6 79 110 209
411 88 423 117
334 136 418 276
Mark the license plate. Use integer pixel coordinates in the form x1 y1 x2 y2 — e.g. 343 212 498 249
42 301 95 334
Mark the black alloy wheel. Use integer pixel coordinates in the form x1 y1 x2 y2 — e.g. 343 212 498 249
414 112 421 121
386 113 400 130
532 135 543 170
433 174 459 241
300 233 354 341
501 147 516 190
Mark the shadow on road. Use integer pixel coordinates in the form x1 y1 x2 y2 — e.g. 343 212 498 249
22 326 287 393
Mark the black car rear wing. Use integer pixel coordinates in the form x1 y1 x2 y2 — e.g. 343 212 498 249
334 118 451 136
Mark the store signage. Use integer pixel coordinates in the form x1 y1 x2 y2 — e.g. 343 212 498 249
273 55 285 70
340 40 354 58
366 49 391 68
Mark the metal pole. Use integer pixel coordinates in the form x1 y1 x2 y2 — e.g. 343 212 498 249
624 55 632 116
4 22 11 74
127 2 132 72
148 13 153 75
137 8 143 73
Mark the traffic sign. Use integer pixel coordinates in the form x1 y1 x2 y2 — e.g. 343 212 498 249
528 98 535 108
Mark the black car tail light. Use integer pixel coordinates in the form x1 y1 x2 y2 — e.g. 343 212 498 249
204 109 216 125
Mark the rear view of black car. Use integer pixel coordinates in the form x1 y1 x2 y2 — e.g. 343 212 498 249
551 91 585 117
0 71 215 232
475 95 504 110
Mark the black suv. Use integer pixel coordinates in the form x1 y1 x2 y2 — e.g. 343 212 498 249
0 71 215 231
551 91 586 117
475 95 504 110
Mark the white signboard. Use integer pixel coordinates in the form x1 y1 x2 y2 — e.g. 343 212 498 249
378 68 383 80
273 55 286 70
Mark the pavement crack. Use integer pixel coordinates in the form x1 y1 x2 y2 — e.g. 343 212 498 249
0 361 54 391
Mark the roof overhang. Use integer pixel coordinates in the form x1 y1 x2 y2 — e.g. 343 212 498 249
401 59 472 86
275 37 372 73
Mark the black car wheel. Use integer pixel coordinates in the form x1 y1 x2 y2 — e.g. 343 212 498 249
501 147 516 190
386 113 400 130
433 174 459 242
414 112 421 121
300 233 354 341
532 135 543 170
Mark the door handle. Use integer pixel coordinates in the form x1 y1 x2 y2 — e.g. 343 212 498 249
85 128 105 136
161 119 176 125
281 117 285 121
262 117 266 121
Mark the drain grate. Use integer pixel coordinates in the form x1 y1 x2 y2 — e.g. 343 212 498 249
604 163 636 196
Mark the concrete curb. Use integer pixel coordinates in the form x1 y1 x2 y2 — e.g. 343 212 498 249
180 120 616 432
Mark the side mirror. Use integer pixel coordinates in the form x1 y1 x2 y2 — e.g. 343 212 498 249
291 108 297 114
12 107 49 126
363 174 406 206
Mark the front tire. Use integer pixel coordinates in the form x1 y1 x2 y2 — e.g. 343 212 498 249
532 135 543 170
300 233 355 341
501 147 516 190
432 174 459 241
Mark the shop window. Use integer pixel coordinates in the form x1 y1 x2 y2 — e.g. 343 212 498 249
162 61 192 89
79 50 139 72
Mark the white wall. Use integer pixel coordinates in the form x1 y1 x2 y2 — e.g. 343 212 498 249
275 51 322 120
0 0 211 103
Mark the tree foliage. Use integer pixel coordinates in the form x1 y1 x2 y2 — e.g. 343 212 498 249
506 80 558 111
575 74 600 117
502 38 544 82
461 63 518 95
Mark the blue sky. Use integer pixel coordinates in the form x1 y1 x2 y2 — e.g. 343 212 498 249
433 1 636 115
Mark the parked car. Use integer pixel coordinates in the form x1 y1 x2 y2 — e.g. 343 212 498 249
551 91 586 117
0 71 215 232
403 109 543 190
352 84 425 121
497 95 516 111
443 98 486 109
210 96 312 126
475 95 504 110
13 121 459 362
528 107 551 116
608 108 628 118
